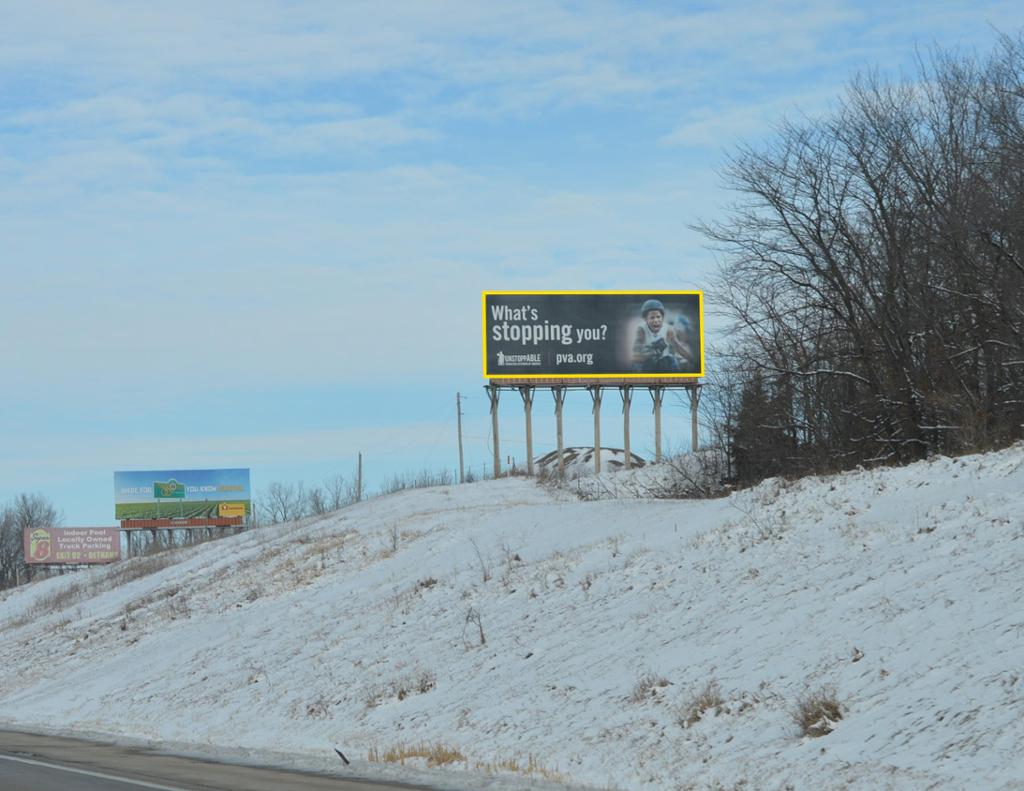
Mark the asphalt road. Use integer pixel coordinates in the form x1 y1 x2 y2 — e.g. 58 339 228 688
0 730 435 791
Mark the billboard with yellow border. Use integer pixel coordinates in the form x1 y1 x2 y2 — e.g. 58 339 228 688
483 291 704 378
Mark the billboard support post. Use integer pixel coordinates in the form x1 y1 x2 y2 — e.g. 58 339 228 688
688 385 701 452
588 386 603 474
487 385 502 479
552 387 567 477
620 386 633 469
649 386 665 462
519 386 535 476
485 379 699 476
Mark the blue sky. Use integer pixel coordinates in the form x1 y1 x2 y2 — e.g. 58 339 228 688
3 1 1023 524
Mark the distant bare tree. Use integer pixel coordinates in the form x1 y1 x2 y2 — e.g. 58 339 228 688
0 493 63 589
323 473 356 511
306 485 328 516
259 481 308 524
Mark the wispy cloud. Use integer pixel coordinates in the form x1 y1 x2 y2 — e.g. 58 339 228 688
3 93 437 169
660 88 840 148
0 2 885 112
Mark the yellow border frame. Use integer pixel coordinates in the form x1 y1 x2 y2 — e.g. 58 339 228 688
482 290 705 379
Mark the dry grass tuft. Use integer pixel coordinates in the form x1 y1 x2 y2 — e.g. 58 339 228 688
677 680 725 727
475 754 566 782
629 670 670 703
367 744 563 780
364 670 437 707
367 742 466 767
793 685 843 737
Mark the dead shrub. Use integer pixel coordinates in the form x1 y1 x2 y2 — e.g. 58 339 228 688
385 523 401 554
463 606 485 646
364 669 437 707
793 685 843 737
415 670 437 694
363 686 386 708
469 538 491 583
163 592 191 620
629 671 670 703
305 695 330 719
677 680 725 727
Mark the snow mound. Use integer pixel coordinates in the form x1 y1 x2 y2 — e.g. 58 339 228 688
2 445 1024 790
534 446 646 477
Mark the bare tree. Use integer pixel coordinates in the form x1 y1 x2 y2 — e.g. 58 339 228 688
306 485 328 516
0 493 63 589
259 481 308 524
699 33 1024 482
323 473 356 511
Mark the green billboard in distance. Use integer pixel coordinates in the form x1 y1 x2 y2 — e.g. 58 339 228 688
114 468 251 520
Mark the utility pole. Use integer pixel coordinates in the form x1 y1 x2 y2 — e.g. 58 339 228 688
456 392 465 483
357 452 363 502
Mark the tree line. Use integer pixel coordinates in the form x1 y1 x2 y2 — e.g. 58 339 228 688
254 467 455 525
702 33 1024 484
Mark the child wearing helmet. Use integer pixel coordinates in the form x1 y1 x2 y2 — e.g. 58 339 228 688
632 298 693 373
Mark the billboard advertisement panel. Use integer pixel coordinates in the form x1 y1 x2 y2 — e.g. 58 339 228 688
483 291 704 378
24 527 121 565
114 468 251 520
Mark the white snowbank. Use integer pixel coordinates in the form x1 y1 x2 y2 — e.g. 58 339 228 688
2 445 1024 790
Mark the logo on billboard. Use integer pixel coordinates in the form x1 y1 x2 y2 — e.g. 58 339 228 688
29 529 51 562
218 502 246 518
496 351 541 366
153 479 186 499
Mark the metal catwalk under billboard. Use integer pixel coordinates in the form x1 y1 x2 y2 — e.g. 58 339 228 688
483 291 704 378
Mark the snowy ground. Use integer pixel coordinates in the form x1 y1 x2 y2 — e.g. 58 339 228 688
2 446 1024 790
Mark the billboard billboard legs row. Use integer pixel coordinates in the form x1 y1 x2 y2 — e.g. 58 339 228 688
482 380 701 479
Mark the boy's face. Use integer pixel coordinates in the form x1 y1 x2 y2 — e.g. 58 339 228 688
645 310 664 332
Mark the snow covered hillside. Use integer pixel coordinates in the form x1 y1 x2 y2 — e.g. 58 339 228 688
2 446 1024 790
